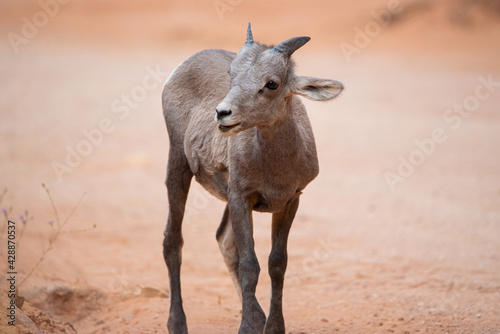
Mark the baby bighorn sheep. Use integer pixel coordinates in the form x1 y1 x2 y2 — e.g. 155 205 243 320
162 23 343 334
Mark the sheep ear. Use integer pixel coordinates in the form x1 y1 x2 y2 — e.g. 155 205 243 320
272 36 310 58
290 76 344 101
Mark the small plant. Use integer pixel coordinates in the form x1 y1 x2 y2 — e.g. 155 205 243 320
0 184 95 287
17 209 32 248
19 183 94 287
1 190 30 260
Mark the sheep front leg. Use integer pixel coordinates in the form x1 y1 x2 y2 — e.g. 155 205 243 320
163 150 193 334
229 195 266 334
265 197 300 334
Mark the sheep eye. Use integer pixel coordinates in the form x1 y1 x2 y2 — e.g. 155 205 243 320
265 80 279 90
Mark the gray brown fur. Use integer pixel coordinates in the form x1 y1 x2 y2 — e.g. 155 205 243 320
162 23 343 334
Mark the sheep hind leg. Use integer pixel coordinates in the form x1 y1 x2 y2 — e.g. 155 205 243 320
216 204 242 302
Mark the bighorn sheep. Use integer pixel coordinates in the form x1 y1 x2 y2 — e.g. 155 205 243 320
162 23 343 334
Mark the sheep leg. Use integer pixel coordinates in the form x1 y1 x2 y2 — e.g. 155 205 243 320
264 197 300 334
216 204 242 302
229 197 266 334
163 149 193 334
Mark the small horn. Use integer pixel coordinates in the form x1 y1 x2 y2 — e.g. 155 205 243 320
273 36 311 57
245 22 254 46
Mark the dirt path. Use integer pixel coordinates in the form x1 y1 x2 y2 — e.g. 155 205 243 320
1 1 499 333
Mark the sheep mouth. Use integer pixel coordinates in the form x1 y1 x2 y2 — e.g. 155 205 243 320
218 123 240 133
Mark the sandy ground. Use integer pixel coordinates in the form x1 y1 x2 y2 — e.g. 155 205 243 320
1 0 500 333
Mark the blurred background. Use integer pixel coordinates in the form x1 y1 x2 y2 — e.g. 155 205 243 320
1 0 499 333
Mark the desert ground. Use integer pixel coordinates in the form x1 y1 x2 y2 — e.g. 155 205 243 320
1 0 500 333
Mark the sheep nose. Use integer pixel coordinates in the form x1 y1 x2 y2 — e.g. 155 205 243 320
215 108 232 120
